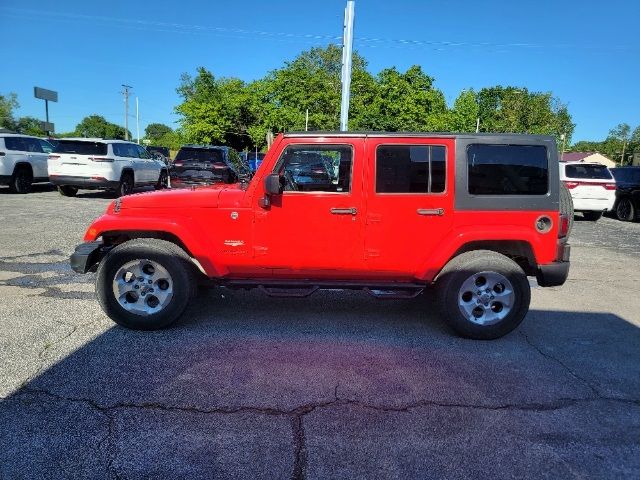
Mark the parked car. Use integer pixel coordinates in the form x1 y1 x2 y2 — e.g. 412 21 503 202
610 166 640 221
240 151 266 172
281 150 333 191
146 146 171 164
171 145 251 187
48 138 169 197
71 132 571 340
0 133 55 193
559 161 616 221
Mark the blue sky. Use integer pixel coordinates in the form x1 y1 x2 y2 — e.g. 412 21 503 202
1 0 638 142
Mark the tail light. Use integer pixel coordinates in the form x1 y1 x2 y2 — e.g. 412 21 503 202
563 181 579 189
90 157 114 163
173 161 183 167
558 214 569 238
604 183 616 190
212 162 227 170
564 180 616 190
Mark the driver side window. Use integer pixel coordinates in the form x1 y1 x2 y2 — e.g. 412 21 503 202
275 144 352 193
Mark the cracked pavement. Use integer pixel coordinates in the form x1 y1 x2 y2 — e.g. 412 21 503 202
1 188 639 479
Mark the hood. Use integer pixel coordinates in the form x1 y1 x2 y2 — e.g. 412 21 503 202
112 184 233 211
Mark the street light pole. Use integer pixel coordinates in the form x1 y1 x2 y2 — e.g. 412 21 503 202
122 84 132 140
339 1 355 131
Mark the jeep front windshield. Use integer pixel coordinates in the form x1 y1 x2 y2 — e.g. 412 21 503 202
175 148 224 163
54 140 107 156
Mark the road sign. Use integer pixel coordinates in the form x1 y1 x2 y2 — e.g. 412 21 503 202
34 87 58 102
142 139 151 145
41 121 55 133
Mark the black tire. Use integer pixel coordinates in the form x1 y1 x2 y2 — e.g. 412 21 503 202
615 198 635 222
435 250 531 340
155 170 168 190
57 185 78 197
116 172 134 197
582 211 602 221
559 182 574 237
96 239 197 330
9 166 32 194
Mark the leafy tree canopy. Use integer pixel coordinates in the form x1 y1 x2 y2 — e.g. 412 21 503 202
74 115 130 140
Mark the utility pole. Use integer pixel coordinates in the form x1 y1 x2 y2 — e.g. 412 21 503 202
136 97 140 144
121 84 132 140
305 109 309 131
339 1 355 131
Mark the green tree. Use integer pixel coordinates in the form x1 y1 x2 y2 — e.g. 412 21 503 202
0 92 19 131
74 115 130 139
144 123 172 143
608 123 632 165
15 116 45 136
448 90 479 132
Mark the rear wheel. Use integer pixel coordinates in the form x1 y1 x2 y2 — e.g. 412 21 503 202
57 185 78 197
116 172 134 197
616 198 635 222
9 166 32 194
96 239 196 330
436 250 531 340
582 211 603 221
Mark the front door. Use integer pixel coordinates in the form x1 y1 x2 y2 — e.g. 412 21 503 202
253 140 365 277
363 137 455 279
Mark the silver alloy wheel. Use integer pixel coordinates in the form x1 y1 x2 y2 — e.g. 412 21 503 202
112 259 173 316
457 271 515 326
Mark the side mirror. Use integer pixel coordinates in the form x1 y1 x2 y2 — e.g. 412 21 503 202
264 174 283 195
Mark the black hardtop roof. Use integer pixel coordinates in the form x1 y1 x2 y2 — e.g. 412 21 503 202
283 131 556 141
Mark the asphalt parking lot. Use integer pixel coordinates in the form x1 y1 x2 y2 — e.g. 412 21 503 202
1 185 639 479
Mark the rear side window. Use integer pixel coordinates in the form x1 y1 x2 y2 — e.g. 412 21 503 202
468 144 548 195
565 164 612 180
376 145 446 194
175 148 224 163
4 136 29 152
55 140 107 156
113 143 140 158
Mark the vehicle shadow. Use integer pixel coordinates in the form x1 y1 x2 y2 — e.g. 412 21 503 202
1 284 639 478
0 183 55 194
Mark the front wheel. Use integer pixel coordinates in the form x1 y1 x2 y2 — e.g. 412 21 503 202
436 250 531 340
616 198 635 222
96 239 196 330
116 173 134 197
155 170 169 190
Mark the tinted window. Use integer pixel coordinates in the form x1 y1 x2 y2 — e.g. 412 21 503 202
24 138 43 153
136 145 151 159
112 143 139 158
276 145 352 193
175 147 224 163
39 139 54 153
611 168 640 183
4 136 29 152
376 145 446 193
565 164 612 180
468 144 548 195
228 150 249 174
55 140 108 156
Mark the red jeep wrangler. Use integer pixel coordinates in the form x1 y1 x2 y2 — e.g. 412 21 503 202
71 133 571 339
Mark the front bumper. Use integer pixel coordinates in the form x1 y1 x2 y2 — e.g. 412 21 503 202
50 175 120 190
70 241 106 273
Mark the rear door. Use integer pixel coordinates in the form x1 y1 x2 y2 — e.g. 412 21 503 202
363 137 455 278
23 137 48 179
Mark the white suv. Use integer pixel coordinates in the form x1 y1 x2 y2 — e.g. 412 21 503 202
0 134 55 193
559 161 616 221
48 139 168 197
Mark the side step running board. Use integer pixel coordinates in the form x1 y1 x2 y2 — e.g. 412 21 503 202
258 285 319 298
364 287 424 299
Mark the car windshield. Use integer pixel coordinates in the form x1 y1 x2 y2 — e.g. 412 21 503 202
565 164 612 180
175 148 224 163
54 140 108 156
611 168 640 183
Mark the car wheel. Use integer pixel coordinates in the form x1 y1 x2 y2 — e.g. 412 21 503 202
436 250 530 340
96 239 197 330
9 166 32 194
559 182 574 237
116 173 134 197
582 211 603 221
155 170 169 190
616 198 635 222
57 185 78 197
